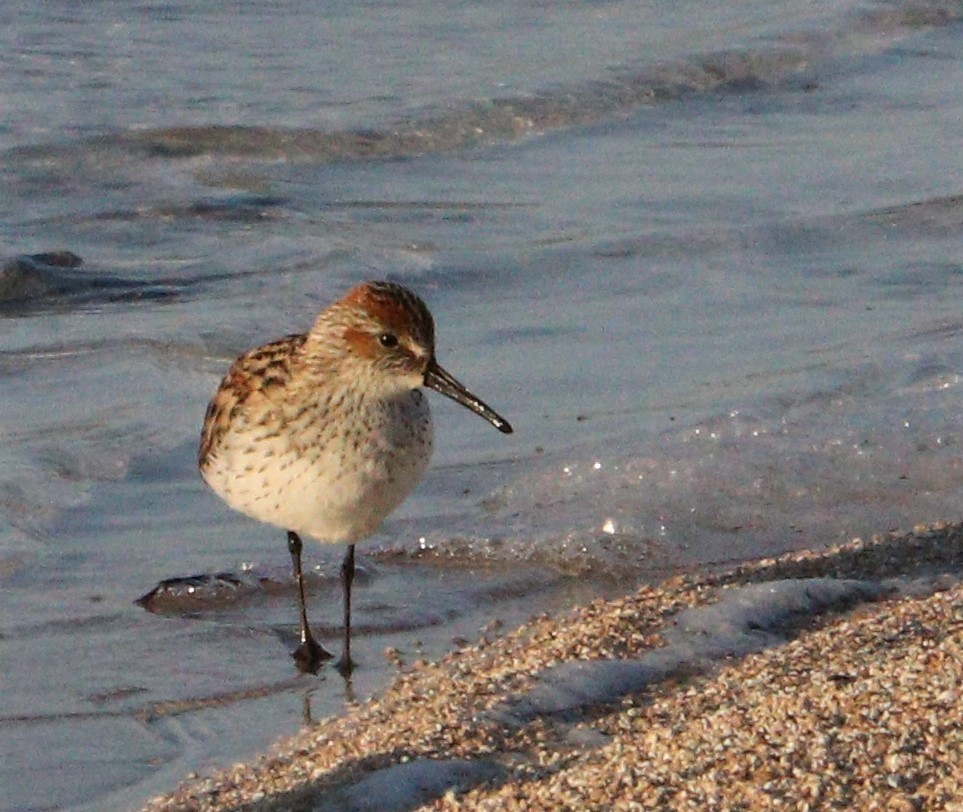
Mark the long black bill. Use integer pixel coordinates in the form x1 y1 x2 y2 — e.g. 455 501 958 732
424 358 513 434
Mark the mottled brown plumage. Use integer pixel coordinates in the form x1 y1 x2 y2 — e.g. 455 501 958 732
198 280 512 674
199 333 307 468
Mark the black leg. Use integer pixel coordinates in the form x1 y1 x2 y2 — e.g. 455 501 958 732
287 531 332 673
336 543 356 675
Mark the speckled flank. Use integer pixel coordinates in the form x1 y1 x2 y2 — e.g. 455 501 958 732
198 333 308 469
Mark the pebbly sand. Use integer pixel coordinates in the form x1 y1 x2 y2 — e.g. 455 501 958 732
142 523 963 811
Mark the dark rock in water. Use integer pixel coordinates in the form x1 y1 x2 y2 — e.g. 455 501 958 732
19 251 83 269
0 251 85 300
136 572 260 614
135 565 342 617
0 250 183 310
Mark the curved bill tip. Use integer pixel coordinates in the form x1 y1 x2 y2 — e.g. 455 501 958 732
424 359 513 434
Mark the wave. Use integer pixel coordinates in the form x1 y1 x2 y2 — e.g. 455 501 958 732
86 0 963 163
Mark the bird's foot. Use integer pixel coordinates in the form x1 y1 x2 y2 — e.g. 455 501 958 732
335 655 356 678
292 637 334 674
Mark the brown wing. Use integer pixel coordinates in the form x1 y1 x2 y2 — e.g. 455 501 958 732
197 333 308 469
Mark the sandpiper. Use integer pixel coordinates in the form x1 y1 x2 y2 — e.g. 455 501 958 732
198 280 512 674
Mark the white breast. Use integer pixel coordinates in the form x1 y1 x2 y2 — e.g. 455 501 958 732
202 389 433 544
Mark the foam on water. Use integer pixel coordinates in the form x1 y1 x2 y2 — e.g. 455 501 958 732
314 759 503 812
391 310 963 580
498 577 893 721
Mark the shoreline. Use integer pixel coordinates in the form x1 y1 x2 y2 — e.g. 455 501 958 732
142 523 963 811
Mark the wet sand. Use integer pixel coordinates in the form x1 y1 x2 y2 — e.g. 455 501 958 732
141 523 963 811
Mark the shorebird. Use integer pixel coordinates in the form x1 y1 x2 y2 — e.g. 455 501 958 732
198 281 512 674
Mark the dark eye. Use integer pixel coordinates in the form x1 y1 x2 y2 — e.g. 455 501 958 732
378 332 399 348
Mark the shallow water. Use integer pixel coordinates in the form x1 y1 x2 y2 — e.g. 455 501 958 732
2 0 963 809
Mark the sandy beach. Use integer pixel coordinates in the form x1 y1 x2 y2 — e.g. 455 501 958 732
141 524 963 811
